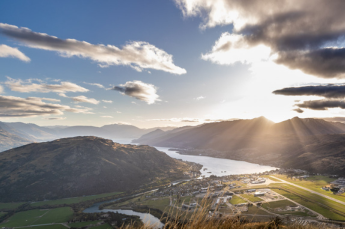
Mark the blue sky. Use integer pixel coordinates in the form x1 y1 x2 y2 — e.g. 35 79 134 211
1 0 345 127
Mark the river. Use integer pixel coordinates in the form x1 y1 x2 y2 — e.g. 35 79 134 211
83 198 164 228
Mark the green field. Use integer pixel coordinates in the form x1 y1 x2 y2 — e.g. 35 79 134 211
244 206 271 215
0 202 25 211
31 192 122 207
229 196 247 205
138 197 171 211
274 188 345 220
272 175 345 202
69 220 101 228
27 225 68 229
0 212 7 217
0 207 73 228
261 200 296 209
240 194 263 202
89 223 112 229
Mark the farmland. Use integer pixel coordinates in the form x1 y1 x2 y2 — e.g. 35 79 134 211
0 207 73 228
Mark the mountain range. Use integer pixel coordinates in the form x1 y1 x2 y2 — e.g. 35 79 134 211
134 117 345 175
0 136 197 202
0 122 175 152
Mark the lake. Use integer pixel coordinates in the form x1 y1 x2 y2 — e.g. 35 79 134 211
156 147 278 177
111 138 278 177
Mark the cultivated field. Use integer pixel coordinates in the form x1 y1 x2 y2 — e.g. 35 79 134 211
0 207 73 228
30 191 123 207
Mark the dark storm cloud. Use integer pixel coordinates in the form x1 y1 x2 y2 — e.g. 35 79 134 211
297 100 345 110
276 49 345 78
273 84 345 98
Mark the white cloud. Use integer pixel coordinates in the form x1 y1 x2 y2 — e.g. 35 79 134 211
0 23 187 75
58 93 68 97
0 95 92 117
150 117 235 123
0 44 30 62
27 97 61 102
112 80 160 104
102 100 112 103
101 116 113 118
195 96 205 100
44 117 66 120
5 78 88 93
201 33 271 65
0 85 3 94
84 82 105 88
71 95 99 104
150 117 202 123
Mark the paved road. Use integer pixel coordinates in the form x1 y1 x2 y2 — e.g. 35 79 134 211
270 176 345 206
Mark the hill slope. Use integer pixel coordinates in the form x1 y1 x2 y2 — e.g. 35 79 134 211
0 125 31 152
134 117 345 175
0 136 196 202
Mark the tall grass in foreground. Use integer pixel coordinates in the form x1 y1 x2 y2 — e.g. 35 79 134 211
119 192 340 229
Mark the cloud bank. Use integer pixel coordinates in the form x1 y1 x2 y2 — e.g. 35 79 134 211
273 84 345 99
0 44 30 62
112 80 160 104
5 78 88 94
0 95 92 117
297 100 345 111
0 23 186 74
175 0 345 78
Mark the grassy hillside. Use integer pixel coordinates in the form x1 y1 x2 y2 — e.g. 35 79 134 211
0 136 197 202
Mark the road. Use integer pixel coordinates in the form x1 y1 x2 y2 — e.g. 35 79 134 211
270 176 345 206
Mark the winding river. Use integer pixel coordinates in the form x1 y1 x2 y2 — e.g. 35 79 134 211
83 138 278 228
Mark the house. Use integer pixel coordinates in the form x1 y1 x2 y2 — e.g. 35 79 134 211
254 192 265 197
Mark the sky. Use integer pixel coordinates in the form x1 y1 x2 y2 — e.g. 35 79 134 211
1 0 345 128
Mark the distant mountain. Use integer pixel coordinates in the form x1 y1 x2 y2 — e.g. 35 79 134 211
0 121 35 141
134 117 345 175
0 136 196 202
271 117 345 136
0 125 31 152
0 122 176 148
54 124 175 139
132 129 165 143
134 117 275 150
5 122 57 141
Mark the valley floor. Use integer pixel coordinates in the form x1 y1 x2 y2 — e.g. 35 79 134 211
1 173 345 228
